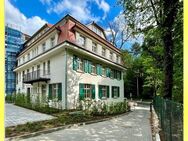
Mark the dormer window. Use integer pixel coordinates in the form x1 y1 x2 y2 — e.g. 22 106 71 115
51 37 55 48
42 43 46 52
79 35 85 47
92 42 97 53
23 56 25 63
116 55 119 63
102 47 106 56
27 53 30 61
110 52 113 60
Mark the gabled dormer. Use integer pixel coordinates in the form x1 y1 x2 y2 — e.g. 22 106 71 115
86 22 106 39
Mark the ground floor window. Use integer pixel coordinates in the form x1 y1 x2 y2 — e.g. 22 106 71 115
49 83 62 100
79 83 95 100
112 86 120 98
99 85 109 99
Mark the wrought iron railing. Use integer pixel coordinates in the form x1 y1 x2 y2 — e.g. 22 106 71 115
23 69 50 82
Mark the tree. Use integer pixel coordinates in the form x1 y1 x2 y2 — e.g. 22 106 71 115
119 0 182 99
105 13 133 49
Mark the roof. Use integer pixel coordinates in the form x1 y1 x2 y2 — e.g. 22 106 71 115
18 14 122 57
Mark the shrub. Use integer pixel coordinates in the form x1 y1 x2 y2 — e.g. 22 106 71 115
79 99 128 116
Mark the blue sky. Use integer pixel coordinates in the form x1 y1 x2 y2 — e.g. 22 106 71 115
5 0 139 49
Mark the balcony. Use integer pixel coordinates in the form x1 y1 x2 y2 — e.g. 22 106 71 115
23 70 50 84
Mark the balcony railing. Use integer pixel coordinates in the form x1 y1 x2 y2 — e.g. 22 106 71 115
23 69 50 84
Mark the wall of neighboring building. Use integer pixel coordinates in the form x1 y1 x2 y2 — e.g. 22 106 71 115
66 51 124 109
5 26 27 95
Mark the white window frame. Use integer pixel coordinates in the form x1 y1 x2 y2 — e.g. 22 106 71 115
51 37 55 48
92 42 97 53
91 64 96 74
102 86 107 98
102 47 106 56
77 58 83 71
110 52 113 60
42 43 46 52
79 35 85 47
84 84 92 99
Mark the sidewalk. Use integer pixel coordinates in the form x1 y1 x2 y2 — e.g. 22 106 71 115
19 105 152 141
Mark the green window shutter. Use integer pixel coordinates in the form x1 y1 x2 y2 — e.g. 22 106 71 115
92 85 95 99
73 55 78 71
48 84 52 100
84 60 88 73
107 86 109 98
88 61 92 74
109 68 111 77
112 87 114 98
58 83 62 100
118 87 120 97
79 83 85 100
98 85 102 99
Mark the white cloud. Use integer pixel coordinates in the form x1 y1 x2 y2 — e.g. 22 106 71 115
40 0 52 5
5 0 47 35
44 0 110 23
94 0 110 19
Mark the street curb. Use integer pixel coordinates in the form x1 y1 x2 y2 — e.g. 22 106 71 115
6 111 131 141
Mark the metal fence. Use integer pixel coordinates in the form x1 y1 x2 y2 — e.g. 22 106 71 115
153 96 183 141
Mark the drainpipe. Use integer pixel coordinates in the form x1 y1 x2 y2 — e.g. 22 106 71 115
65 48 68 109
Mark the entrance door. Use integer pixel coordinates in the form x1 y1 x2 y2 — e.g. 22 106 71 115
27 88 31 103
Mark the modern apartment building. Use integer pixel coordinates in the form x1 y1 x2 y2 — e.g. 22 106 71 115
5 25 30 95
14 15 126 109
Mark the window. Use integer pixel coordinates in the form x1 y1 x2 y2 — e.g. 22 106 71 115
79 35 85 47
92 42 97 53
99 85 109 99
117 71 121 80
102 47 106 56
47 60 50 74
79 84 95 100
22 71 25 88
36 47 38 55
111 69 114 79
112 86 120 98
116 55 119 63
78 58 83 71
51 37 55 47
91 64 96 74
102 67 106 76
43 62 46 75
42 43 46 52
49 83 62 100
18 59 20 65
110 52 113 60
23 56 25 63
32 49 35 58
27 53 30 61
52 84 58 99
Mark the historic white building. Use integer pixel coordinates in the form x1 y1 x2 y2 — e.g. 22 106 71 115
14 15 126 109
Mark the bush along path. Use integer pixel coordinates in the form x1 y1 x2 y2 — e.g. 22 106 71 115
6 97 129 138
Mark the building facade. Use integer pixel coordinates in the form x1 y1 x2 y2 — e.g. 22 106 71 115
5 25 30 95
14 15 126 109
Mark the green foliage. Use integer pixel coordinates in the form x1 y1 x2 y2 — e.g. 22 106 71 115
5 94 16 103
14 93 61 114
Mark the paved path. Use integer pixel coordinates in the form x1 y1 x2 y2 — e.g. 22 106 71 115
20 105 152 141
5 104 54 127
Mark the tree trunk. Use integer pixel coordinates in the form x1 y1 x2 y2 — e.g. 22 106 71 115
162 0 179 99
163 31 173 99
